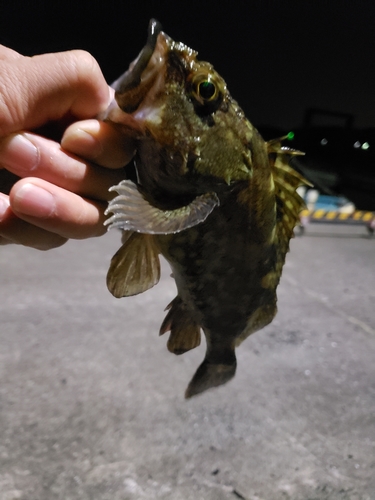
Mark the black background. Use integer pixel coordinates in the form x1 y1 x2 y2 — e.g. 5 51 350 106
1 0 374 131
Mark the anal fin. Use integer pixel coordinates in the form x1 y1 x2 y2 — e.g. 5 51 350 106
107 232 160 297
159 296 201 355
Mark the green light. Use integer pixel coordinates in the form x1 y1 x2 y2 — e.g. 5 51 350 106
361 142 370 150
287 131 295 140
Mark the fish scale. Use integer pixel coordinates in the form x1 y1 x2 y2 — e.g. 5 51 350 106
103 19 309 398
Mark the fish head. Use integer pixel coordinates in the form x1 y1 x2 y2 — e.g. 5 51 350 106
107 19 266 193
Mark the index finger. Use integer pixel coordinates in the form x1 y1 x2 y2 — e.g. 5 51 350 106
0 50 110 137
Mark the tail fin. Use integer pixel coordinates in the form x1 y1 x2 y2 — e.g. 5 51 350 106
185 356 237 399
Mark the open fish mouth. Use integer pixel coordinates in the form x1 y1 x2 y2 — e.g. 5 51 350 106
112 19 167 114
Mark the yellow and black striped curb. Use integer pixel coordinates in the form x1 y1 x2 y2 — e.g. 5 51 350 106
300 209 375 224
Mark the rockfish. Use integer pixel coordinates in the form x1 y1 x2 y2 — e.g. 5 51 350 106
103 20 308 398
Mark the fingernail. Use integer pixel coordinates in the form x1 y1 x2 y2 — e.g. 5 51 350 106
0 133 39 174
0 194 11 221
62 120 103 158
12 183 55 218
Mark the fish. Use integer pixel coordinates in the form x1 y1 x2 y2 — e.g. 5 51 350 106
102 19 309 398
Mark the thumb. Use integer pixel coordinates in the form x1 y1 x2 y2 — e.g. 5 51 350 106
0 49 111 137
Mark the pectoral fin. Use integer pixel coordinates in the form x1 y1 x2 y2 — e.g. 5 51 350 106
104 180 219 234
107 232 160 297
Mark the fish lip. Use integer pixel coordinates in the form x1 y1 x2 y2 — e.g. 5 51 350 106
113 19 168 113
115 19 162 93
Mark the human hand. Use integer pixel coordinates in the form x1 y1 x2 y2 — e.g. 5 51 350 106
0 45 135 250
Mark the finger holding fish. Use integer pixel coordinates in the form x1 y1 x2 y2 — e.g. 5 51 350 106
0 132 131 200
61 118 137 170
0 192 68 249
0 177 107 246
0 125 136 248
0 46 137 249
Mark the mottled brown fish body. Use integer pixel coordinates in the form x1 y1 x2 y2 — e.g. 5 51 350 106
157 187 278 397
104 20 308 397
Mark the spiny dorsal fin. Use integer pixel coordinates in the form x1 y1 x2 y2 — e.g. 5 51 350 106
266 138 311 278
107 232 160 297
267 135 306 157
159 296 201 355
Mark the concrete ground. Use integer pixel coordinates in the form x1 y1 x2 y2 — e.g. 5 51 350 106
0 224 374 500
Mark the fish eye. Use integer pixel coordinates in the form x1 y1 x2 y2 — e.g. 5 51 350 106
198 80 217 101
190 72 223 115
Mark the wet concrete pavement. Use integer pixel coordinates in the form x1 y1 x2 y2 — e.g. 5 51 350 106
1 224 374 499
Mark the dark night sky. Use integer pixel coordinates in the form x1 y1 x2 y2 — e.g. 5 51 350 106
1 0 374 131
